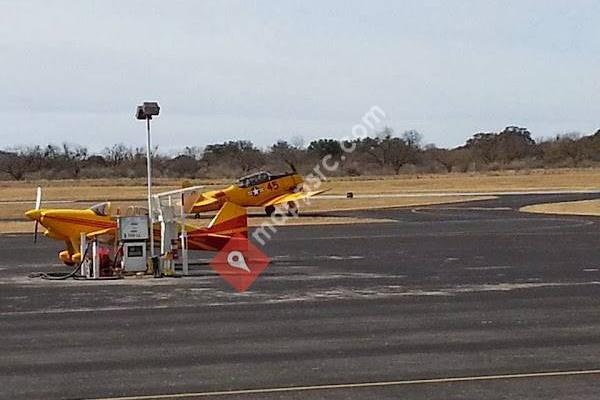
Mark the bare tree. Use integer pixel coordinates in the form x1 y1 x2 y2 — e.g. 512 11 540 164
0 146 44 180
183 146 203 160
465 127 536 166
356 128 418 174
290 135 305 149
57 143 88 177
5 125 600 180
402 129 422 149
102 144 133 167
203 141 265 175
270 140 303 169
167 154 200 178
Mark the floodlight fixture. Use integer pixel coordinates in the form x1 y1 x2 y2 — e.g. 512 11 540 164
136 102 160 120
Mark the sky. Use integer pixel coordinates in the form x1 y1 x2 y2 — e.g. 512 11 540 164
0 0 599 153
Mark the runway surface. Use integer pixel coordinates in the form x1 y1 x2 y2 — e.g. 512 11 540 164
1 193 600 399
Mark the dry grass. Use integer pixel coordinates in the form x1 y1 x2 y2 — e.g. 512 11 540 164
0 202 84 220
0 185 177 202
521 199 600 217
0 221 35 234
2 168 600 202
321 169 600 194
3 168 599 233
0 178 225 202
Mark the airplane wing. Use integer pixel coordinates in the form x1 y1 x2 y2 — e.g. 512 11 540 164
193 197 221 208
188 196 222 214
262 189 330 207
64 228 115 265
86 227 116 241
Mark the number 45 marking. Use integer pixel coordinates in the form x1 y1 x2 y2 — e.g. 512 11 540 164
267 182 279 191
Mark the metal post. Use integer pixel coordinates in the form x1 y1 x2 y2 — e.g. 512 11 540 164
146 117 154 259
80 232 88 278
92 240 100 279
180 198 188 275
162 195 172 256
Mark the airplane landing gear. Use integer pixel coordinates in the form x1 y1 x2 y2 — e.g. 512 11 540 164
265 203 299 217
265 205 276 216
286 201 299 217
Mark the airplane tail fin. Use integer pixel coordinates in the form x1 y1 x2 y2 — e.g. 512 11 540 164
186 202 247 251
206 202 247 237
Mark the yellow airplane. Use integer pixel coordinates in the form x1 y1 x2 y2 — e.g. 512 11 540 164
185 167 328 216
25 188 247 266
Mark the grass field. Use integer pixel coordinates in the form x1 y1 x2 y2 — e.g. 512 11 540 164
1 168 600 201
2 168 599 233
521 199 600 217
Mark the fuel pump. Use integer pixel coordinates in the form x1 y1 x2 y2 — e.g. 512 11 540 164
117 215 150 273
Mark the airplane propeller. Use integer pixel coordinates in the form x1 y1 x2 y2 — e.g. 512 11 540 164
33 186 42 244
285 160 297 174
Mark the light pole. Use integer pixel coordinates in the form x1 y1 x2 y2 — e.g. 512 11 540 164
136 102 160 268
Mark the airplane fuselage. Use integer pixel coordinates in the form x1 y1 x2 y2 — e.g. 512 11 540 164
190 173 304 214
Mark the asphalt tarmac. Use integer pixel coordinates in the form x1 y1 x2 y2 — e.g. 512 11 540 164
1 193 600 399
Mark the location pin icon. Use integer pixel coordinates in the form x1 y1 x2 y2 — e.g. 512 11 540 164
227 251 251 272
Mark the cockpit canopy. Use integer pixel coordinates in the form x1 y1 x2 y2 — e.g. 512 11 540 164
89 202 111 217
238 171 272 188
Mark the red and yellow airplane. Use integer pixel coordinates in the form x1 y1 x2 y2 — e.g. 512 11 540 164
185 167 327 216
25 188 247 266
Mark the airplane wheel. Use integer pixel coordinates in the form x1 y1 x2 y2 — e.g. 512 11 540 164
287 201 299 217
265 205 276 216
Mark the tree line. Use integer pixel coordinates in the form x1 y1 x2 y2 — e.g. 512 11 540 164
1 126 600 180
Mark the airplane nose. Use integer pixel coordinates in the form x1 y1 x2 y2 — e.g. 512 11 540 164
25 209 42 221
